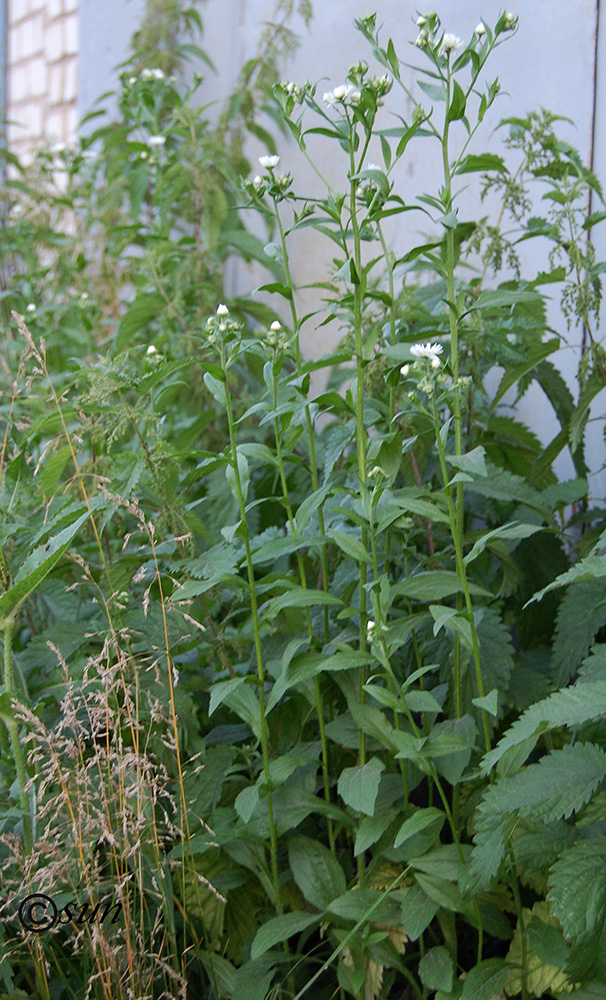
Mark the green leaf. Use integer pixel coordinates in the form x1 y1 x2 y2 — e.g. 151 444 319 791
399 883 439 939
250 911 319 960
337 758 385 816
464 522 540 566
447 80 466 122
472 689 499 718
569 370 606 452
455 153 508 175
261 587 343 622
548 839 606 941
288 836 346 910
329 529 372 564
394 572 492 601
354 811 394 856
446 446 487 478
0 500 104 626
232 962 275 1000
115 294 164 349
394 808 445 849
470 288 543 311
460 960 509 1000
481 680 606 773
419 947 454 993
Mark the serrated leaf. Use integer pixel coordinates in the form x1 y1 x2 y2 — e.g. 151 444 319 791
548 839 606 941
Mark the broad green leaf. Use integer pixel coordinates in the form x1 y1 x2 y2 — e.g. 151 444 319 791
419 946 454 993
234 785 260 824
250 911 319 960
327 889 401 925
461 959 509 1000
548 839 606 941
446 446 487 478
337 758 385 816
470 288 543 311
354 811 394 856
399 883 439 939
472 689 499 717
115 293 164 349
288 836 346 910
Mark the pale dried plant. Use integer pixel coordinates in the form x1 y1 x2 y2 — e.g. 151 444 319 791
0 627 217 1000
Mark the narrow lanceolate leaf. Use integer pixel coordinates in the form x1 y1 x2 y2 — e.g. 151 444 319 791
250 911 319 960
548 839 606 941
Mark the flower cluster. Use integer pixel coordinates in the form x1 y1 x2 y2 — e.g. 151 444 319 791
401 342 446 394
141 67 165 81
205 304 242 345
265 320 289 351
323 83 361 109
252 156 292 198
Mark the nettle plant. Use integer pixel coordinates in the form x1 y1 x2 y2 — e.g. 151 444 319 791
1 6 606 1000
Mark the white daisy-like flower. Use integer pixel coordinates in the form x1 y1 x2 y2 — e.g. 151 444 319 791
252 175 263 188
475 22 486 35
140 151 148 160
400 364 410 377
128 76 137 85
505 12 517 24
26 303 36 313
367 163 383 172
259 155 280 169
416 16 427 25
148 135 166 147
80 292 89 301
410 342 444 363
141 69 154 80
270 321 281 331
323 83 360 107
216 304 229 317
146 344 158 355
152 68 165 80
439 33 463 55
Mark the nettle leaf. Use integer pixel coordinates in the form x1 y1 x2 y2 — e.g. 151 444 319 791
551 578 606 685
0 500 104 626
548 839 606 941
468 744 606 892
337 757 385 815
464 522 540 566
250 911 319 960
419 946 454 993
288 836 346 910
481 680 606 773
526 555 606 604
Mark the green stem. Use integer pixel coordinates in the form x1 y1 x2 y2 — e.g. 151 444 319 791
272 200 335 853
221 349 282 914
349 132 368 889
431 393 491 753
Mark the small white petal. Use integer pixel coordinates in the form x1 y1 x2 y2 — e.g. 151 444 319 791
259 155 280 169
146 344 158 355
216 304 229 317
270 321 281 331
148 135 166 147
26 303 36 312
400 364 410 377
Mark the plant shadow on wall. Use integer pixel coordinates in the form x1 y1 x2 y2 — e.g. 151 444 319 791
1 5 606 1000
